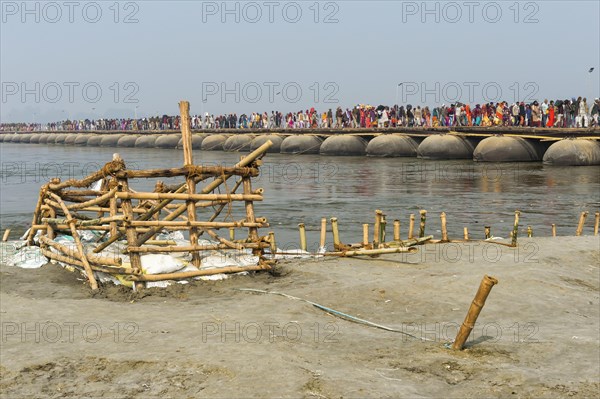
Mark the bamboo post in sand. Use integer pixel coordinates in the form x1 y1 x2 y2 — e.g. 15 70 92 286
373 210 382 248
362 224 369 247
452 275 498 350
243 174 260 255
463 227 469 241
393 220 400 242
298 223 307 252
440 212 448 242
380 214 387 246
408 214 415 239
511 210 520 247
180 101 201 267
594 213 599 236
575 211 588 236
484 226 491 239
320 218 327 248
527 226 533 237
2 229 10 242
48 193 98 291
418 210 427 238
331 217 341 250
551 224 556 237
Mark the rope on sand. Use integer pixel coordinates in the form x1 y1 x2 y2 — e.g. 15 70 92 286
236 288 433 341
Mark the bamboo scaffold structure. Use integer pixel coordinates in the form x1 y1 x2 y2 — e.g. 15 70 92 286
26 101 274 290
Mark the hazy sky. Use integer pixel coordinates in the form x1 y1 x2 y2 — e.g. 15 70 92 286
1 0 599 122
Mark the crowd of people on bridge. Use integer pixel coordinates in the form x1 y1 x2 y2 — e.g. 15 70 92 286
2 97 599 132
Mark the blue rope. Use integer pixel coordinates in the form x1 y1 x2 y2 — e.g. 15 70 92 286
237 288 432 341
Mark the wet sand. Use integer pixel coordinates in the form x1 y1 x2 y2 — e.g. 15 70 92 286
1 236 599 398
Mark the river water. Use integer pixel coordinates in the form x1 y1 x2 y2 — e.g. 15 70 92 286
1 143 598 250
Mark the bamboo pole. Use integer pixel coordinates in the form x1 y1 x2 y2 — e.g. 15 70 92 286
182 101 197 267
463 227 469 241
115 171 143 286
268 231 277 254
243 174 260 255
331 217 341 250
452 275 498 350
42 215 126 226
408 214 415 239
484 226 491 239
229 227 235 241
115 165 258 179
527 226 533 237
373 210 382 248
2 229 10 242
511 210 520 247
129 220 265 228
108 180 118 238
40 248 137 275
27 186 46 245
576 211 588 236
66 186 119 210
385 235 434 247
39 235 123 266
440 212 448 242
380 214 387 246
326 246 417 257
393 220 400 242
115 192 263 201
128 264 270 282
418 210 427 238
594 213 599 236
127 242 269 253
551 224 556 237
320 218 327 248
47 193 98 290
47 156 125 191
298 223 307 251
362 224 369 247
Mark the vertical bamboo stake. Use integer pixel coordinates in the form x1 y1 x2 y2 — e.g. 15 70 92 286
380 214 387 246
2 229 11 242
463 227 469 241
243 175 260 254
393 220 400 242
418 210 427 238
408 214 415 239
452 275 498 350
373 210 382 248
527 226 533 237
180 101 201 267
440 212 448 242
27 187 46 245
551 224 556 237
298 223 307 252
46 207 55 240
319 218 327 248
511 210 520 247
268 231 276 254
229 227 235 241
594 212 599 236
576 211 588 236
362 224 369 247
49 193 98 291
331 217 340 250
484 226 491 239
109 180 118 238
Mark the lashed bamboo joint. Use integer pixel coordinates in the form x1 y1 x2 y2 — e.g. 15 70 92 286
26 100 274 291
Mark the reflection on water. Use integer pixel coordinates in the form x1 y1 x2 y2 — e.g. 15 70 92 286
0 143 598 250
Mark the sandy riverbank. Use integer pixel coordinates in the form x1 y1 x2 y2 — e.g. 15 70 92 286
1 236 599 398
